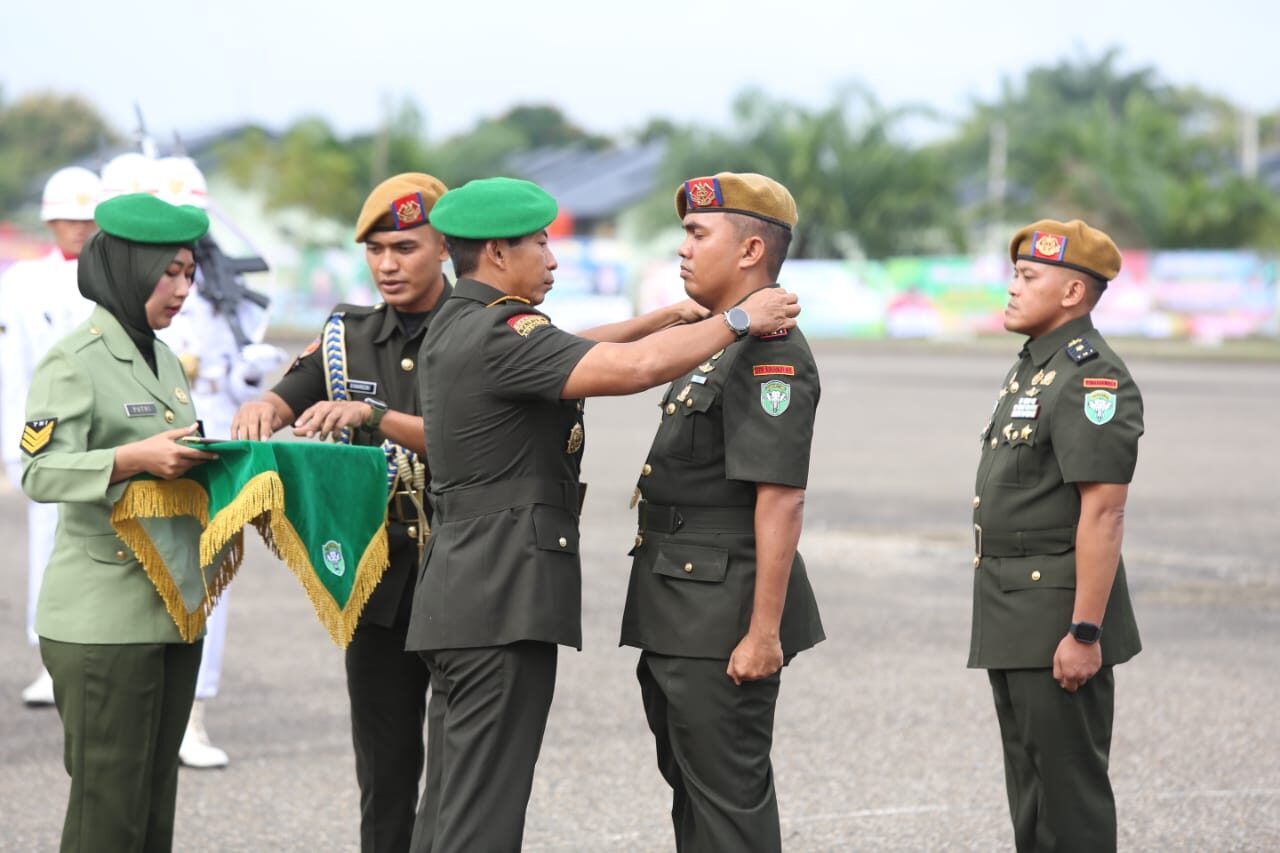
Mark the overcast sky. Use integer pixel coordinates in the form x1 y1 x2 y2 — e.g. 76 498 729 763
3 0 1277 144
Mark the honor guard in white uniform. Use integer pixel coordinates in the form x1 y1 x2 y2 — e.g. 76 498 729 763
0 165 100 706
149 155 285 767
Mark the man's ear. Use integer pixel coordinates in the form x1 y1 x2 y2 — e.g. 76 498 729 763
738 234 766 270
1060 274 1089 309
484 239 505 269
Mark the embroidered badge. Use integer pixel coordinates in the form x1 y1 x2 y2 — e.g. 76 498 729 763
566 422 584 455
1065 338 1098 365
391 192 426 230
1032 231 1067 261
20 419 57 455
1084 390 1117 425
124 403 158 417
506 313 550 337
759 328 789 340
348 379 378 395
1083 377 1118 389
753 364 796 377
1041 370 1056 385
760 380 791 416
1010 397 1040 419
684 177 723 210
322 540 346 577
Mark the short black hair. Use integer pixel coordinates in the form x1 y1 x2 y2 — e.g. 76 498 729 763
444 234 528 278
729 214 792 281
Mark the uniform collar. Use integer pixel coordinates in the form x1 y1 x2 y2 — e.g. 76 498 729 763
372 276 453 343
452 277 523 307
91 305 175 403
1025 313 1095 366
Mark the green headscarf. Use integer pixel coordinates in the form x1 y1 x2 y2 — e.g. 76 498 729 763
77 230 190 374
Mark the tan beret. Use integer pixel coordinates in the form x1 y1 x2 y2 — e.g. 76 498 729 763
354 173 449 243
675 172 798 230
1009 218 1121 282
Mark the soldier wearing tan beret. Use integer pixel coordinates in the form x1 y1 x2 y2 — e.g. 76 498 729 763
232 173 450 853
970 218 1143 852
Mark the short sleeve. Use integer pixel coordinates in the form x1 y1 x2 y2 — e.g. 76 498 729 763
1051 364 1143 484
484 311 596 402
722 339 820 488
270 334 327 416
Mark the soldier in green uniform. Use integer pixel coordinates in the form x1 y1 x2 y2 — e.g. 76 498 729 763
621 172 825 853
22 193 218 852
970 219 1143 852
406 177 802 853
231 173 449 853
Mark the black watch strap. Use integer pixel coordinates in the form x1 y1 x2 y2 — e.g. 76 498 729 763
1069 621 1103 644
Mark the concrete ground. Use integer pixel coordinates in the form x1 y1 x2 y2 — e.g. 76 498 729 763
1 340 1277 851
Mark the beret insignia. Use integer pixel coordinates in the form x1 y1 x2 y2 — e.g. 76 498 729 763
1032 231 1067 262
391 192 426 230
1065 337 1099 364
21 418 57 455
507 313 550 337
684 177 723 211
752 364 796 376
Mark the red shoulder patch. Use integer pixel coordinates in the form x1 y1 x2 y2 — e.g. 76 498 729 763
506 313 550 337
299 337 320 358
1082 377 1118 389
759 328 789 340
752 364 795 376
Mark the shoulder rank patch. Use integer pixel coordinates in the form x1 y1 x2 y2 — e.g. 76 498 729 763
1065 337 1098 364
759 328 789 340
20 419 57 455
1083 377 1118 389
507 313 550 337
391 192 426 230
752 364 795 376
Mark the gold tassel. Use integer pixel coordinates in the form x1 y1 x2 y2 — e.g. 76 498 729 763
200 472 285 565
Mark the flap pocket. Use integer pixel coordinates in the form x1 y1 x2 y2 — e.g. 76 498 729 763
653 542 729 583
85 533 133 564
996 552 1075 592
678 388 716 416
532 504 579 554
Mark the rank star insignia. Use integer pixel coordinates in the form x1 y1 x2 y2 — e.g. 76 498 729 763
1020 425 1033 440
1002 423 1015 441
391 192 426 229
565 422 584 454
760 380 791 416
322 540 346 576
20 418 57 455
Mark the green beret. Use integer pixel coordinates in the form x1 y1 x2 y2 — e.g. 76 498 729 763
95 192 209 245
676 172 798 230
1010 218 1122 282
354 172 449 243
429 177 558 239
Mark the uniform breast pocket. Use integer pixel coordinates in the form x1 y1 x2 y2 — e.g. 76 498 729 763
992 432 1042 487
672 390 718 461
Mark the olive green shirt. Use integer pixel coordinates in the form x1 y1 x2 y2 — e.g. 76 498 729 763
969 314 1143 669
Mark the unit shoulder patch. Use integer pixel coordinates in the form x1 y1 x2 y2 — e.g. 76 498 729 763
21 418 57 455
1083 377 1118 389
1065 337 1099 364
752 364 796 376
1084 389 1117 425
506 313 551 337
760 379 791 416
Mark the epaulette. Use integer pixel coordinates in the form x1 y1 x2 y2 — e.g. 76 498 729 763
330 302 386 319
1065 336 1098 364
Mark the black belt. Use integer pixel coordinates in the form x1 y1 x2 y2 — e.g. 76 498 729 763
429 478 583 522
975 524 1076 557
637 500 755 533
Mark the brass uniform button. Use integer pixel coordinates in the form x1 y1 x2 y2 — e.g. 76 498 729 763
641 464 652 476
990 437 998 448
401 358 414 372
685 397 694 408
665 403 676 415
1030 570 1042 582
972 496 981 508
634 534 643 548
683 562 694 573
115 549 126 560
164 410 175 423
558 536 568 548
973 556 981 569
407 525 418 539
89 326 101 335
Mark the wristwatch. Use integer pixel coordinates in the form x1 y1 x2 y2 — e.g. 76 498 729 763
1068 620 1103 644
363 397 388 430
723 306 750 337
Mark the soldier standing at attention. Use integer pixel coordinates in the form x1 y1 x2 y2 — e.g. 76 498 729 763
970 219 1143 852
407 177 801 853
621 172 825 853
232 173 450 853
0 165 100 707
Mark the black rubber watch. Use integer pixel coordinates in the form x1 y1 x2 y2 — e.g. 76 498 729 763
1068 621 1103 644
723 306 750 337
363 397 388 430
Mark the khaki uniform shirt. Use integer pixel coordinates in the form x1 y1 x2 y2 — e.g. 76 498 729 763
405 278 596 652
620 319 825 659
969 314 1143 669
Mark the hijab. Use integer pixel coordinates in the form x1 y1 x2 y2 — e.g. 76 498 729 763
77 230 190 375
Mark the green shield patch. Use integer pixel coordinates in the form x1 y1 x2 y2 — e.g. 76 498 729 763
322 540 346 576
760 380 791 417
1084 390 1116 425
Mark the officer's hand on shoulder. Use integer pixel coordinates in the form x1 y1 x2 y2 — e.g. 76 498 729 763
742 288 800 336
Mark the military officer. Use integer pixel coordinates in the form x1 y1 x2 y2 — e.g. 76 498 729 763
0 164 100 706
23 192 216 852
620 172 825 853
231 173 449 853
970 219 1143 852
406 176 801 853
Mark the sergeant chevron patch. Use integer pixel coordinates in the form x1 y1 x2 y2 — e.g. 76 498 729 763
21 419 57 455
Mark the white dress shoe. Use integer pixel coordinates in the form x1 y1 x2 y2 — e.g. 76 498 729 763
21 668 55 707
180 699 229 769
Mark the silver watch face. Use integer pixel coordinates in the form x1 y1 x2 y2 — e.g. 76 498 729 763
727 307 750 334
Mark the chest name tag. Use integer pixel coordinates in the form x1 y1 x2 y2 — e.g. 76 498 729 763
690 374 708 385
125 403 158 418
1010 397 1040 419
347 379 378 395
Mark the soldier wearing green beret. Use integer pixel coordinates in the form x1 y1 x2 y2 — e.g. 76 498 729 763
405 176 801 852
22 192 219 851
971 218 1143 852
620 172 825 853
232 173 450 853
